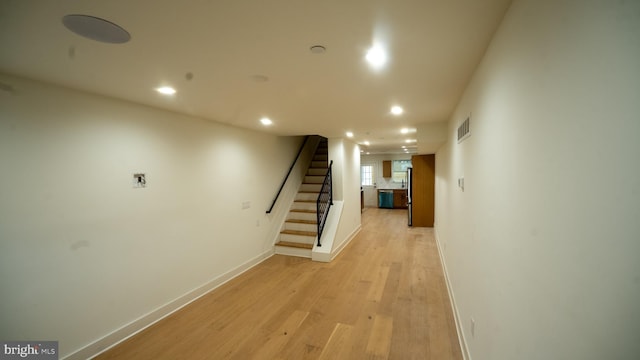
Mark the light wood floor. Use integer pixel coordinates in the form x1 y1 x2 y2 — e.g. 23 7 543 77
95 208 462 359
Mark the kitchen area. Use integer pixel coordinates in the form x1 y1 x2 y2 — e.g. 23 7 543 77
376 158 410 208
361 154 435 227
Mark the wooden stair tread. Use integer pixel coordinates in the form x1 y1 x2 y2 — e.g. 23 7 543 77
298 191 320 194
280 229 317 236
294 200 316 203
290 209 317 213
275 241 314 250
286 219 317 224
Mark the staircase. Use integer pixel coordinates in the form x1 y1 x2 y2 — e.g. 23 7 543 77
275 139 328 257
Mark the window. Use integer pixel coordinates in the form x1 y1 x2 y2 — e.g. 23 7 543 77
392 160 411 183
361 165 374 186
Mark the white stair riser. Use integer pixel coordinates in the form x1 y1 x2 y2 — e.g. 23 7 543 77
274 246 312 258
291 202 317 211
307 168 328 176
304 176 325 184
295 192 318 201
284 222 317 232
279 233 316 244
287 211 317 221
300 184 322 192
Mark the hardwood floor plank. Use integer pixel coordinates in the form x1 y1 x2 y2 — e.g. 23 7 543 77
94 208 462 360
365 315 394 359
318 323 353 360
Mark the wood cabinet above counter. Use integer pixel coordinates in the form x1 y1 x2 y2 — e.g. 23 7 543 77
382 160 391 178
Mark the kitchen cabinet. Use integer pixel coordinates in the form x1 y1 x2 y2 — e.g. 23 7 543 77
393 189 407 209
382 160 391 178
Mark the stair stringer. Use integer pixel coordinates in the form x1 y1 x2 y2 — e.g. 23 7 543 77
311 201 362 262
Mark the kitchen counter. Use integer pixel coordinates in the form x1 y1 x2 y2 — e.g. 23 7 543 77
377 189 407 209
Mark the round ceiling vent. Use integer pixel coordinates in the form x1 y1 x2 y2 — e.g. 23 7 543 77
62 14 131 44
310 45 326 54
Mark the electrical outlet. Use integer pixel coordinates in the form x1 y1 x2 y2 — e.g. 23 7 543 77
470 317 476 338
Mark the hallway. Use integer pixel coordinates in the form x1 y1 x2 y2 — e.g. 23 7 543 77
96 208 461 359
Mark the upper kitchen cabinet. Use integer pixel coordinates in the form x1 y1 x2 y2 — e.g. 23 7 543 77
382 160 391 178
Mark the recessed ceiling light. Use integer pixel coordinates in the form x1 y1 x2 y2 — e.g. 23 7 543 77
346 131 354 138
365 45 387 69
62 14 131 44
366 152 370 155
155 86 176 95
400 128 409 134
402 146 407 149
260 117 273 126
391 106 404 115
405 139 416 143
364 141 370 146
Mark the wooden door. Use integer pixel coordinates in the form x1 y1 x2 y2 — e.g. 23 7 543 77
411 154 435 227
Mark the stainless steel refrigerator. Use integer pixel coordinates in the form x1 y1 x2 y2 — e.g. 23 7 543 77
407 167 413 226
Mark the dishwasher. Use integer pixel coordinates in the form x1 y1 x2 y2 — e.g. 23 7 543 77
378 190 394 209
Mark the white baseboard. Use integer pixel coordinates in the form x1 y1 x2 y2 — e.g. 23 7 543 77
64 249 274 360
330 225 360 261
434 226 471 360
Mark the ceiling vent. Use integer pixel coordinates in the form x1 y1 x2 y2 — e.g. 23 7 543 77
457 115 471 143
62 14 130 44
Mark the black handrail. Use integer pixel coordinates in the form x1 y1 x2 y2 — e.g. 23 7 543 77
266 136 309 214
316 160 333 246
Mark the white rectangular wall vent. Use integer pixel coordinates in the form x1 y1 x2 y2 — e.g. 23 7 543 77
457 115 471 143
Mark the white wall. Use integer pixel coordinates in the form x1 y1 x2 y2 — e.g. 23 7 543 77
435 1 640 359
416 121 447 154
0 74 303 358
328 138 362 253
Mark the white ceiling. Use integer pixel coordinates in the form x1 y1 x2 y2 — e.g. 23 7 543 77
0 0 511 154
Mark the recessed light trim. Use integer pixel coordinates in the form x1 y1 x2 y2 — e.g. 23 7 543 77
363 141 370 146
156 86 176 95
346 131 354 138
260 117 273 126
310 45 326 54
62 14 131 44
400 128 409 134
365 45 387 68
391 106 404 115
